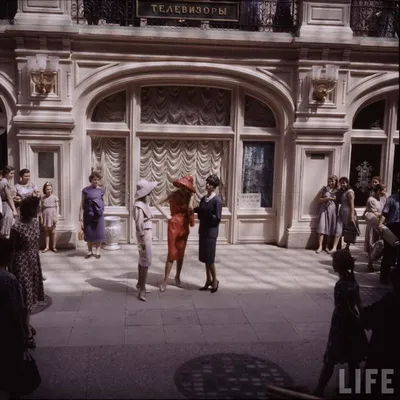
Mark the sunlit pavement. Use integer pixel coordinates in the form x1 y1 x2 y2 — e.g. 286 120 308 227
26 243 388 399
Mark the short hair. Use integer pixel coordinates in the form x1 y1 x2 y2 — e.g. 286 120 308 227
371 176 381 182
339 177 349 184
19 168 30 178
1 166 14 176
89 171 102 182
42 181 53 193
206 174 220 188
371 183 384 193
328 175 338 187
20 196 40 220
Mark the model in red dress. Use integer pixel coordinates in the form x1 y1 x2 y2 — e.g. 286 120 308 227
155 176 195 292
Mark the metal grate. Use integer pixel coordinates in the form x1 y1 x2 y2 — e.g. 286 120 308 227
350 0 399 37
70 0 300 33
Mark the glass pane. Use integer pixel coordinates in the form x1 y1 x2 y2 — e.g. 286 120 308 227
140 139 229 207
38 152 55 179
353 99 385 129
392 145 400 194
140 86 231 126
350 144 382 207
242 142 275 207
244 95 276 127
91 137 127 206
91 91 126 122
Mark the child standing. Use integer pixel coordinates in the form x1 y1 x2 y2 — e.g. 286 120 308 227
40 182 59 253
314 250 368 397
133 179 157 302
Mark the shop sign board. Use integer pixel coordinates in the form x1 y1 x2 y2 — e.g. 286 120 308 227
136 1 239 22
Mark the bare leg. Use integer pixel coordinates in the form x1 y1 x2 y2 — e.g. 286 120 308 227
139 266 149 301
206 264 212 282
316 234 324 253
313 362 335 397
160 260 173 292
51 228 57 252
175 258 184 287
331 236 340 252
85 242 93 258
42 228 50 252
136 264 141 290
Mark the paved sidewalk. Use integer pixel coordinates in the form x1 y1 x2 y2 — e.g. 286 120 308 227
26 244 388 399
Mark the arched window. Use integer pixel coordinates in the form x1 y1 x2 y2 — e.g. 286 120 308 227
244 95 276 127
91 91 126 122
350 96 398 207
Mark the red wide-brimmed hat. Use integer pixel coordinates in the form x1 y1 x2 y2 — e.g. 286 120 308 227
173 175 195 193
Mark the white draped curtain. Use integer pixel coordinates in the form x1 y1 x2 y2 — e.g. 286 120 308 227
140 139 229 206
140 86 231 126
91 137 127 206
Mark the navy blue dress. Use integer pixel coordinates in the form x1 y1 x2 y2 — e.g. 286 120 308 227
82 186 105 243
196 195 222 264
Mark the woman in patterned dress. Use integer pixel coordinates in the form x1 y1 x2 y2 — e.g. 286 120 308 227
0 166 18 239
40 181 59 253
155 176 195 292
331 177 360 252
315 175 339 254
314 250 368 397
9 196 44 349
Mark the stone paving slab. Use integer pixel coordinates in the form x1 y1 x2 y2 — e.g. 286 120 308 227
26 243 391 399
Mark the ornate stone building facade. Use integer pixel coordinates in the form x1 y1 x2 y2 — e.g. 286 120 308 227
0 0 398 248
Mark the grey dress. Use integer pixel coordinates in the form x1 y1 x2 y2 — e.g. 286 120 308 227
335 188 360 238
317 186 338 236
0 178 14 238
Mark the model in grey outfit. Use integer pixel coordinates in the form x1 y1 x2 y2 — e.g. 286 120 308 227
0 176 17 239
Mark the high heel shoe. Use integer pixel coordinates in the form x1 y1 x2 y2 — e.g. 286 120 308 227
210 280 219 293
199 280 212 291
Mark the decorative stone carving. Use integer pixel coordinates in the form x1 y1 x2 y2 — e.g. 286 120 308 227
104 216 121 250
140 86 231 125
91 137 127 206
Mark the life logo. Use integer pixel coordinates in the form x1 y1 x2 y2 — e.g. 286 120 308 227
339 368 395 394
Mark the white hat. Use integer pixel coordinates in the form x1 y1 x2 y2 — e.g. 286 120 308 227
134 179 157 200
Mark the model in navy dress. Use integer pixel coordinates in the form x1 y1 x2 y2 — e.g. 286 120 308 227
79 171 105 259
194 175 222 293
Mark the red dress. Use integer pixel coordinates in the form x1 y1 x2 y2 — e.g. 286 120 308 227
167 191 194 262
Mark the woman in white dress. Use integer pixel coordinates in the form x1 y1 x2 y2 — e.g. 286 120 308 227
15 169 40 200
316 175 339 253
363 184 385 271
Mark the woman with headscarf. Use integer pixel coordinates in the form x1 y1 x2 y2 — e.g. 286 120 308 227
155 176 195 292
194 175 223 293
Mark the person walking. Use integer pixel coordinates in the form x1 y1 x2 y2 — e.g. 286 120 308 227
133 179 157 302
363 184 386 271
194 175 223 293
315 175 339 254
331 177 360 252
9 196 44 349
378 171 400 284
155 176 195 292
79 171 106 259
313 250 368 397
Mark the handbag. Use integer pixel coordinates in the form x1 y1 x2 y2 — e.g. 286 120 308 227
343 229 357 244
13 349 41 395
370 239 384 261
78 229 84 241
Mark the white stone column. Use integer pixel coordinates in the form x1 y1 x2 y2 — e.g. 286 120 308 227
14 0 73 26
299 0 353 41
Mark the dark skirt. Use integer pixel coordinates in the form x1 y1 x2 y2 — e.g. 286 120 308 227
199 234 217 264
83 213 105 243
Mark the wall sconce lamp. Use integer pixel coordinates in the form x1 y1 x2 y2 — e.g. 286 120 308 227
311 64 339 102
26 54 59 95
